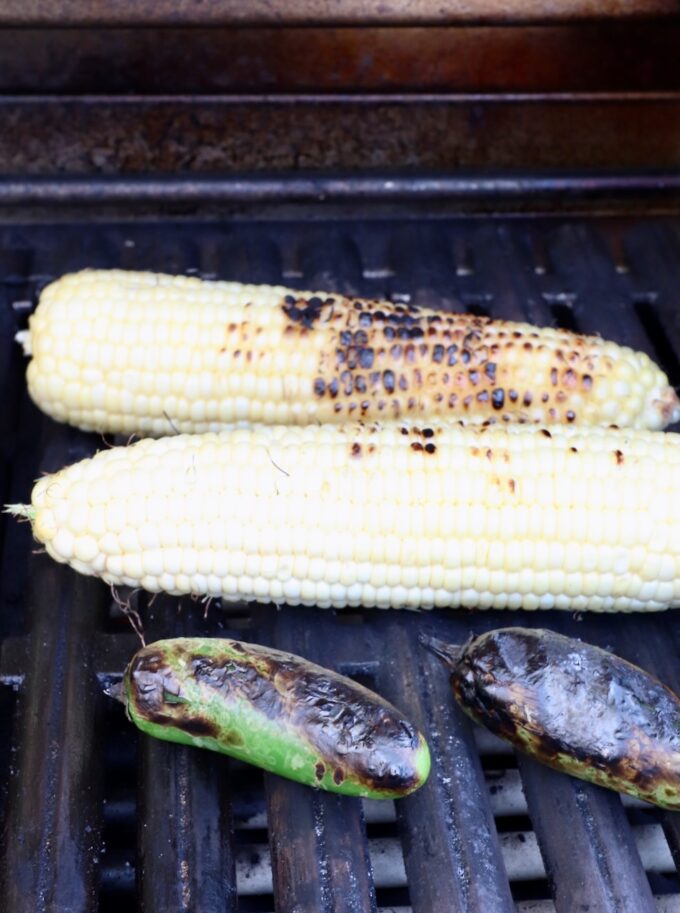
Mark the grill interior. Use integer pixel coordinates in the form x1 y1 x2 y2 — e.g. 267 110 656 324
1 213 680 912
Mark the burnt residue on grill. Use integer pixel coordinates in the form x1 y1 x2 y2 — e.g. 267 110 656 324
127 640 423 793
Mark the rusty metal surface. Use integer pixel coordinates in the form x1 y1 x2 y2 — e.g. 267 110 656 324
1 0 678 25
1 98 679 175
2 26 680 95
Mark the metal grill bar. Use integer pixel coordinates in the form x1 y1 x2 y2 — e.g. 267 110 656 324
1 172 680 208
0 425 106 913
138 741 236 912
519 760 658 913
376 617 515 913
262 609 377 913
136 598 237 913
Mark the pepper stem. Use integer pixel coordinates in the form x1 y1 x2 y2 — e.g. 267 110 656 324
104 680 126 704
419 633 464 670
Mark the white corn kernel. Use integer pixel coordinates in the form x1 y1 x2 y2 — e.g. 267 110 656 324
20 419 680 613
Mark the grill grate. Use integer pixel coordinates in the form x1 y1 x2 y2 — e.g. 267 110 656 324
1 213 680 913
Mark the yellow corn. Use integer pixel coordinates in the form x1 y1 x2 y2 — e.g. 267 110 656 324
18 269 679 435
10 420 680 612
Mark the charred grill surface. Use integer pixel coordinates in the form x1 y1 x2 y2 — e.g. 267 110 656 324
0 213 679 912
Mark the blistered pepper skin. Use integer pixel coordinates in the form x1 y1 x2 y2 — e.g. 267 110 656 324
423 627 680 809
123 637 431 799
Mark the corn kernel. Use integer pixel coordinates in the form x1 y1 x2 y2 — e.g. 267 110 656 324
19 419 680 613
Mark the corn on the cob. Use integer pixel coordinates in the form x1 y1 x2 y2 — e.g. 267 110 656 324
18 269 680 435
9 420 680 612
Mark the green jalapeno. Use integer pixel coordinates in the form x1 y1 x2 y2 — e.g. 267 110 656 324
119 637 430 799
422 627 680 809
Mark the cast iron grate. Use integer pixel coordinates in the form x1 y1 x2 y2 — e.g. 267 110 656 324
0 214 679 913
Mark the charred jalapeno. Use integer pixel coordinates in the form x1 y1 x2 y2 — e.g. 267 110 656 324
422 627 680 809
117 637 430 799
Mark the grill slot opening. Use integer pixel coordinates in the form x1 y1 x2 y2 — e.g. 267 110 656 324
85 665 134 911
634 300 680 391
547 301 579 332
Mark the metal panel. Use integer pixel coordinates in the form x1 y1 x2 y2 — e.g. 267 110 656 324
2 98 680 178
2 26 680 94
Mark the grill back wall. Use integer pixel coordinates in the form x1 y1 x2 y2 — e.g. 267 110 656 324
1 3 680 178
1 6 680 913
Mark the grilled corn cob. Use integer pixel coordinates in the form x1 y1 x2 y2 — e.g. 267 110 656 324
9 420 680 612
17 269 680 435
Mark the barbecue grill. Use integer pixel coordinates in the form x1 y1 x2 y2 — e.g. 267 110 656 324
0 5 679 912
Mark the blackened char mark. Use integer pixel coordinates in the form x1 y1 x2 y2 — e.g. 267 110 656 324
127 649 220 739
307 296 502 423
175 716 220 739
282 295 330 330
133 649 165 675
272 657 423 793
128 650 178 716
191 655 284 720
212 641 424 793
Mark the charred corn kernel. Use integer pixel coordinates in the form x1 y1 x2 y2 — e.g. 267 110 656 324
18 269 680 435
9 420 680 612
